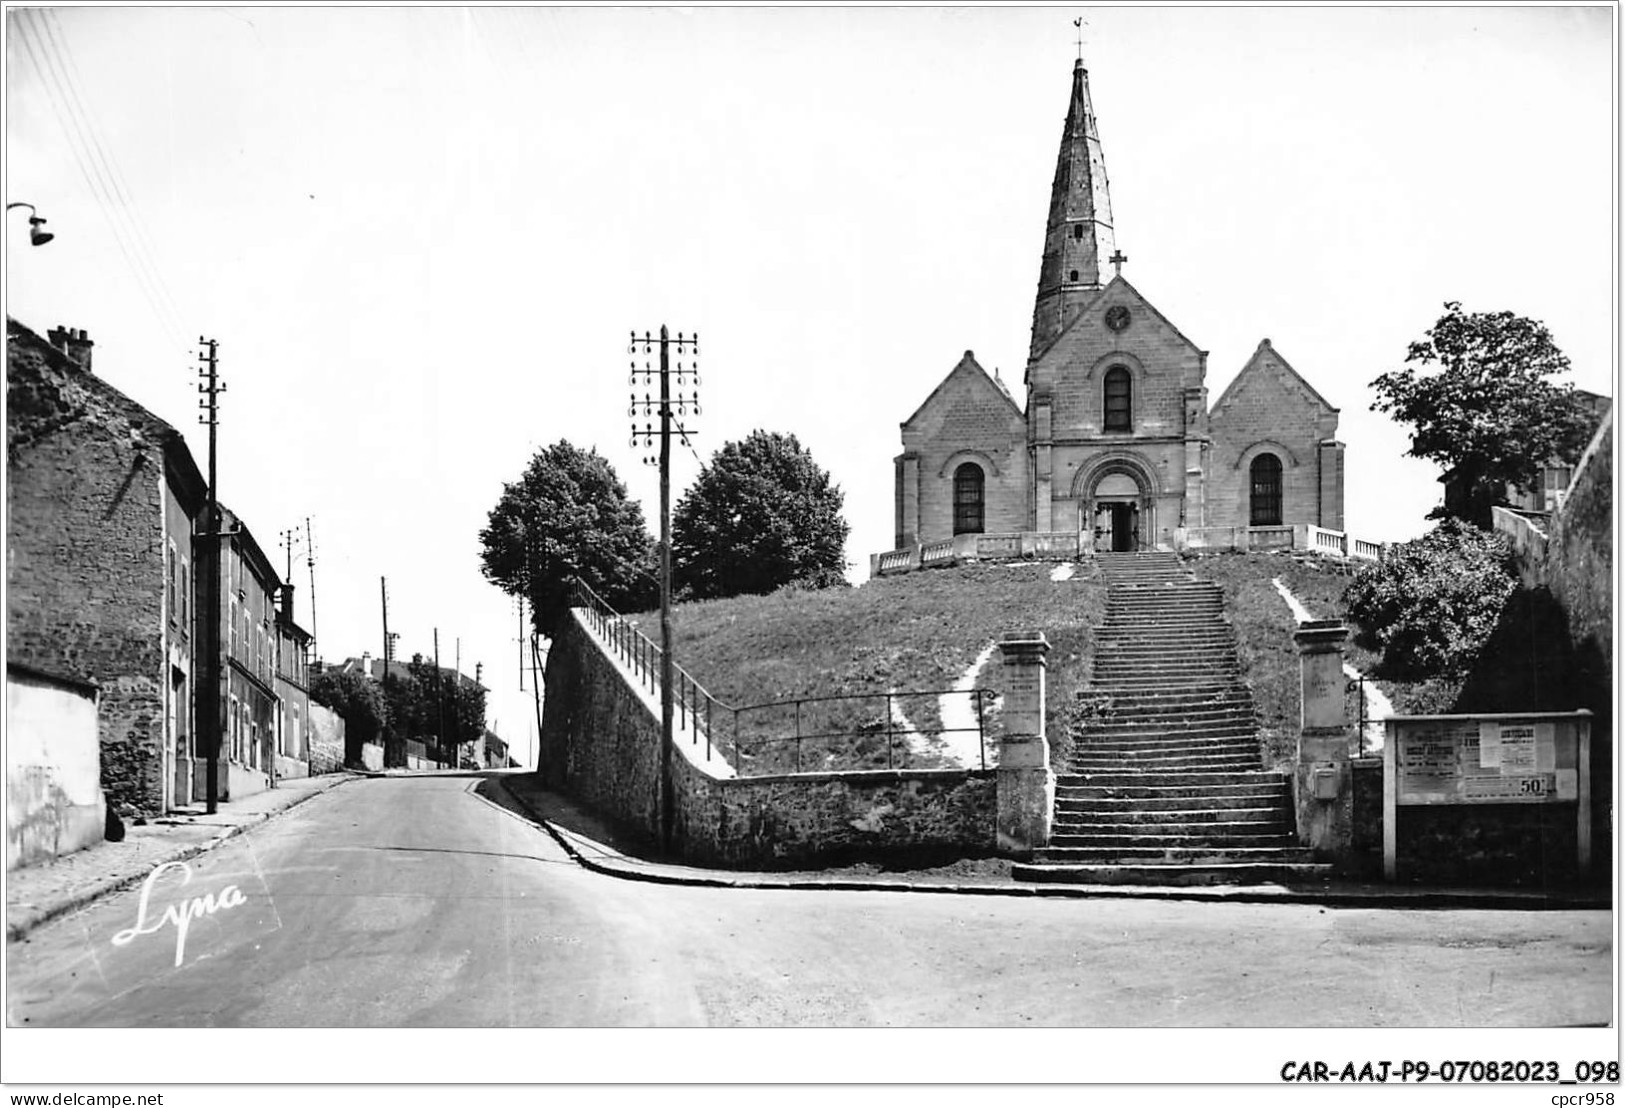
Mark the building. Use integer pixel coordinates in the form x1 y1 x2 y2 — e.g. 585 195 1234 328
891 60 1345 557
200 506 295 801
8 319 206 819
324 652 486 766
274 583 314 779
1453 390 1613 517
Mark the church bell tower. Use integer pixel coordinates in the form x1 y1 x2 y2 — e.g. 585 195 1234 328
1027 58 1116 366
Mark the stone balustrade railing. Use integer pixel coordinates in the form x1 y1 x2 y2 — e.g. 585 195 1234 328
871 523 1384 577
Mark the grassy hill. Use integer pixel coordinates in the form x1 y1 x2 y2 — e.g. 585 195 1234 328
631 551 1441 777
631 562 1106 774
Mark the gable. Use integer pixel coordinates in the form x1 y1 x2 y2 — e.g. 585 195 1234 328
1027 276 1206 397
901 349 1024 431
1210 339 1337 420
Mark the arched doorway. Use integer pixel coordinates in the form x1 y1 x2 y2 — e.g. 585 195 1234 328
1088 470 1144 552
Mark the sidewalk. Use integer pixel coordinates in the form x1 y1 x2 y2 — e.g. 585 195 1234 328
496 774 1614 911
6 772 357 942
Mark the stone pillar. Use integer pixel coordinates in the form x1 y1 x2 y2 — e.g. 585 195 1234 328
1318 440 1345 531
896 453 920 549
1294 619 1353 860
996 631 1052 858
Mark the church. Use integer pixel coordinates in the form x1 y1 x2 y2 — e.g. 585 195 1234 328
891 59 1345 557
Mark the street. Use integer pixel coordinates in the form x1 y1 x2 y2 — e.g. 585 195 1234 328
5 774 1612 1027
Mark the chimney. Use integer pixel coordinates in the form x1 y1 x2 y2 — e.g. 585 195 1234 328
360 650 372 678
279 583 295 621
46 326 94 373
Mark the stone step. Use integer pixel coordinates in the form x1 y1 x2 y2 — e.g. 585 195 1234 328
1092 675 1244 685
1079 708 1254 724
1057 781 1288 800
1076 735 1260 755
1072 750 1274 766
1049 805 1287 826
1047 830 1298 849
1030 844 1313 863
1057 791 1285 813
1077 725 1258 743
1083 698 1254 715
1012 861 1334 886
1079 685 1254 701
1059 770 1288 788
1092 668 1241 680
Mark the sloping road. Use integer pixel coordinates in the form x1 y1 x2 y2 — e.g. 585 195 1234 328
5 773 1611 1027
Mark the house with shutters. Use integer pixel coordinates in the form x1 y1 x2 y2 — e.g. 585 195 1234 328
884 59 1349 569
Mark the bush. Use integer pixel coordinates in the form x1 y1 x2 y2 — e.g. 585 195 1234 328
1342 520 1515 677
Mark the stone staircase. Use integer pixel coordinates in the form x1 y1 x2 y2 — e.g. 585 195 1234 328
1013 551 1330 886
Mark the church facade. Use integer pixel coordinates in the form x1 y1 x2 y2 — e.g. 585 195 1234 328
892 60 1345 557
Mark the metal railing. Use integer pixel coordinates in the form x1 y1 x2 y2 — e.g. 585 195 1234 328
569 579 995 775
731 688 993 774
572 579 729 770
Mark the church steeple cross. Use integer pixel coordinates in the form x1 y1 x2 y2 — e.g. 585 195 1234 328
1110 249 1128 276
1073 16 1087 64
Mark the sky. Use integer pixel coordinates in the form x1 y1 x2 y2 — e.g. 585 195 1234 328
4 5 1616 770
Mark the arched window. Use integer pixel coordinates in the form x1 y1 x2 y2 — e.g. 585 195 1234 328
1250 453 1283 526
953 463 985 535
1103 366 1132 431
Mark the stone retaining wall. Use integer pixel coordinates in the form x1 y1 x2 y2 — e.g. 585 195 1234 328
541 609 997 867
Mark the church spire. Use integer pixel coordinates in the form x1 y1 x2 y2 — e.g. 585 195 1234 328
1027 57 1117 364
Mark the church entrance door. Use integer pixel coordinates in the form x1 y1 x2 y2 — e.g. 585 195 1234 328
1086 471 1146 553
1111 502 1138 552
1092 499 1141 552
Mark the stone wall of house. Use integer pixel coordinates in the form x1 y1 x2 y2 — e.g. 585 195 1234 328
7 665 105 870
7 322 181 818
307 702 346 774
541 610 998 867
1207 341 1341 532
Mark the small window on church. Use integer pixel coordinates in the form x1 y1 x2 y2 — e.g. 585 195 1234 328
1069 269 1080 282
1103 367 1132 431
1250 454 1283 526
953 463 984 536
1073 224 1084 240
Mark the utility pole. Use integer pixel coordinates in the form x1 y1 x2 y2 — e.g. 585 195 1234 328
516 596 526 692
433 627 446 768
196 337 224 814
380 576 392 765
380 577 392 685
629 326 700 852
304 516 319 660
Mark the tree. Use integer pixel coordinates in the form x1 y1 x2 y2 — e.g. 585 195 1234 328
479 441 655 635
1372 301 1597 527
309 668 388 765
672 430 850 600
1342 519 1516 678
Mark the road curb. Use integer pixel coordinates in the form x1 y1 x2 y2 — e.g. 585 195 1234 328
494 780 1611 911
6 774 354 944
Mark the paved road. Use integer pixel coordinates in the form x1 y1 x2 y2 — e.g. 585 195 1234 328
5 774 1612 1027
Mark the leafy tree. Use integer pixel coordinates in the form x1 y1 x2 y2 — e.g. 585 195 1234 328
1343 519 1516 677
309 668 388 765
479 441 655 635
672 430 850 600
377 654 488 765
1372 301 1597 526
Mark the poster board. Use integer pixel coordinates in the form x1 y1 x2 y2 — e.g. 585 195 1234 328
1382 711 1591 880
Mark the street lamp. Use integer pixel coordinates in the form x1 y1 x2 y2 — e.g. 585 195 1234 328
6 202 54 246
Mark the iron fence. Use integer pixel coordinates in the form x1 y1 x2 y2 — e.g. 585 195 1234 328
569 579 994 775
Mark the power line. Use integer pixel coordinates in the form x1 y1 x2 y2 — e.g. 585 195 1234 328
14 11 187 348
40 9 190 332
